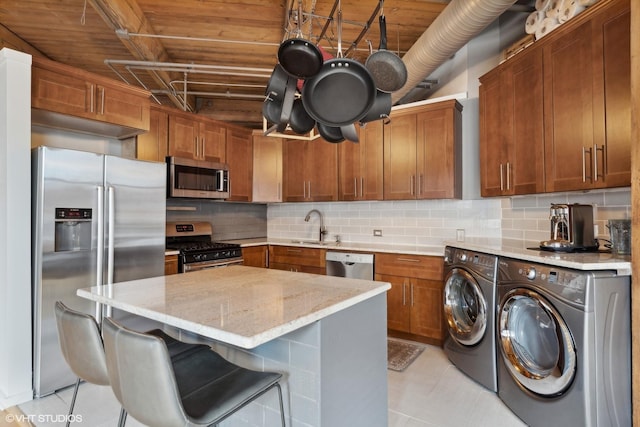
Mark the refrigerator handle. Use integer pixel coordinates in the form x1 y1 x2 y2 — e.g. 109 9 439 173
106 186 116 318
96 186 105 323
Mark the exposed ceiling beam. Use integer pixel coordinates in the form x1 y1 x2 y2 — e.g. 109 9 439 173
0 23 45 58
88 0 194 110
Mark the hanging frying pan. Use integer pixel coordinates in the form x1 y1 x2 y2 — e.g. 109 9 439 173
278 0 324 79
265 64 290 102
263 75 297 133
317 122 345 143
359 90 391 124
365 2 407 93
289 98 316 134
301 6 376 127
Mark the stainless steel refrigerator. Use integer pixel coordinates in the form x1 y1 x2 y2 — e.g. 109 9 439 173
31 146 166 397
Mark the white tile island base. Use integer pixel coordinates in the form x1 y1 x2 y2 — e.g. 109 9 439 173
178 293 388 427
78 266 391 427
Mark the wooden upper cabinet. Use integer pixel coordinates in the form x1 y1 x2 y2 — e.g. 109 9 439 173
137 106 169 162
338 121 384 201
31 56 150 138
226 126 253 202
167 112 226 162
282 138 338 202
252 134 283 203
480 45 545 197
384 100 461 200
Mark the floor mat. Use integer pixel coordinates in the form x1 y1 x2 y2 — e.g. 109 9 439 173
387 339 425 372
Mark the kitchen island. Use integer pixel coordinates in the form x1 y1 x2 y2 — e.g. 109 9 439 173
78 266 391 427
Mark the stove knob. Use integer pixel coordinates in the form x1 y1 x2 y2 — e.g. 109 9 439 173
525 267 537 280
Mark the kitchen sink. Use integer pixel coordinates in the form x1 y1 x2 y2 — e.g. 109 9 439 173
290 240 332 246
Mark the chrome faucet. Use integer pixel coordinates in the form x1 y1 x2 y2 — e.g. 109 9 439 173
304 209 327 242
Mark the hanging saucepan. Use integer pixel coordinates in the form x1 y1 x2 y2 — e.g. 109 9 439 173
278 0 324 79
317 122 345 143
359 90 391 124
289 98 316 134
365 3 407 93
302 8 376 127
265 64 289 102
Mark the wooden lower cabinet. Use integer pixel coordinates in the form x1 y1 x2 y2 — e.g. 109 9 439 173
375 253 445 345
268 245 325 275
164 254 178 275
242 245 269 268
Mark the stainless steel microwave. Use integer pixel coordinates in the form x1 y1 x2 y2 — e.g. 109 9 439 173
166 156 230 199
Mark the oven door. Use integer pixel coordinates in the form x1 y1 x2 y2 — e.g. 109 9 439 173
182 257 244 272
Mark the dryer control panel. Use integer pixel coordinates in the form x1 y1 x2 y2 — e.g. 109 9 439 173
445 246 497 281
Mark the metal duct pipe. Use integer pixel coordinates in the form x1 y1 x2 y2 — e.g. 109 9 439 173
391 0 518 103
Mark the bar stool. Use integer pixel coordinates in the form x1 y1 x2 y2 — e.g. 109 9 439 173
102 317 286 427
54 301 209 426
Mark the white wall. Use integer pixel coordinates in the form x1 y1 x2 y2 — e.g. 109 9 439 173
0 48 33 408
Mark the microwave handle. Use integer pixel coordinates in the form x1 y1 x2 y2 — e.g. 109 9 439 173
216 169 226 192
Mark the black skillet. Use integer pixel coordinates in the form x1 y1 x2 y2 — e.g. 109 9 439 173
277 0 324 79
301 9 376 127
365 5 408 93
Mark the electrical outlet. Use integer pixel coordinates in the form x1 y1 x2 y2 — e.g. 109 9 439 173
373 229 383 237
456 229 465 242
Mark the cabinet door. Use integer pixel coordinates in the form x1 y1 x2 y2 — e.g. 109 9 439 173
253 135 283 202
410 279 444 340
226 127 253 202
415 105 460 199
242 246 268 268
592 0 631 188
338 122 383 201
99 84 150 131
308 138 338 201
168 115 199 159
543 20 595 192
164 254 178 275
376 273 411 333
503 46 545 195
200 121 226 162
383 114 417 200
282 140 308 201
32 66 94 118
137 107 168 162
479 70 508 196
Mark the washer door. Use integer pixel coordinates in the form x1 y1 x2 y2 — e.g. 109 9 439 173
444 268 487 346
498 288 576 397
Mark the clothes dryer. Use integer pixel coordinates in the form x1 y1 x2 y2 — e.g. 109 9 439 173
496 257 631 427
443 246 498 392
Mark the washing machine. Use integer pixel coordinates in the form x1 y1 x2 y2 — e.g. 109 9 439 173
496 257 631 427
443 246 498 392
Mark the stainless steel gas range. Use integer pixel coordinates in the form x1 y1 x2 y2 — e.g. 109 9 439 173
166 222 243 272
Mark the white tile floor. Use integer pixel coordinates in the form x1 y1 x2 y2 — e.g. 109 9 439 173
18 343 526 427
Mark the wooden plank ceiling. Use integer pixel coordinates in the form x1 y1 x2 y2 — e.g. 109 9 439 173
0 0 451 128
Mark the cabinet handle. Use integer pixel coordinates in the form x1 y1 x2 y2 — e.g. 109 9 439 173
594 144 604 182
418 174 423 196
287 248 302 253
201 137 206 159
360 177 364 198
99 87 105 115
397 257 420 263
410 175 415 195
303 181 306 198
410 283 414 307
308 181 311 199
499 163 504 191
278 182 281 200
89 84 95 113
505 162 511 190
402 281 407 306
354 178 358 197
195 137 199 158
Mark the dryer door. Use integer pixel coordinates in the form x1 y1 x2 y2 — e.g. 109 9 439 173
444 268 487 346
497 288 576 397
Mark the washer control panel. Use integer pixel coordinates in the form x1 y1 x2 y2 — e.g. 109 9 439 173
445 246 497 281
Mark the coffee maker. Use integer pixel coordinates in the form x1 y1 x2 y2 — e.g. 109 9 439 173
540 203 598 252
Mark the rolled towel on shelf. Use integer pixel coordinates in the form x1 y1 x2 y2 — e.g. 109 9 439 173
526 10 545 35
558 0 585 24
535 17 560 40
545 0 564 19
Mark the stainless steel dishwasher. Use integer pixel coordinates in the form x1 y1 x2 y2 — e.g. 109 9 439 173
325 252 374 280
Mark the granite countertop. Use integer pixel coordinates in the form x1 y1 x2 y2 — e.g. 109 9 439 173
444 238 632 275
224 237 631 275
78 266 391 348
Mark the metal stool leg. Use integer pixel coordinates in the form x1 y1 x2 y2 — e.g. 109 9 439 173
66 378 81 427
276 383 286 427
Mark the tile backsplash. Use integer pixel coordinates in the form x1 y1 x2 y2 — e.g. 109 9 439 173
166 188 631 248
